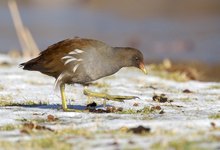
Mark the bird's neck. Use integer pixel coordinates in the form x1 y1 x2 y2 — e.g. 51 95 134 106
113 47 131 67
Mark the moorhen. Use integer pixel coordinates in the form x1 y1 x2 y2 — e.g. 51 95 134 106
20 38 147 111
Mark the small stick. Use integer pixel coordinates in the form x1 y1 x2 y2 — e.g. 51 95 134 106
8 0 39 58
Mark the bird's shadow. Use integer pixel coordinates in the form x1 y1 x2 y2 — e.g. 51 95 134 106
4 104 111 111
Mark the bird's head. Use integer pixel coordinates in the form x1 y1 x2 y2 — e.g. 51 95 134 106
114 47 147 74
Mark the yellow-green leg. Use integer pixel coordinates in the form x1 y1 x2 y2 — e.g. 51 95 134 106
83 86 138 102
60 84 84 112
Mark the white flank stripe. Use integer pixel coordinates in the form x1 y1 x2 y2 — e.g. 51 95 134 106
75 49 84 53
73 63 80 72
69 49 84 55
69 51 77 55
64 58 77 65
77 58 83 61
61 55 73 60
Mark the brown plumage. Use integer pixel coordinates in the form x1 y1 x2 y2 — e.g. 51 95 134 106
21 38 98 78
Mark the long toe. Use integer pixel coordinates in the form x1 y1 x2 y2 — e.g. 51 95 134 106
63 108 88 112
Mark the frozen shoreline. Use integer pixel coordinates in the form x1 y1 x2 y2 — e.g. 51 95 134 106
0 55 220 149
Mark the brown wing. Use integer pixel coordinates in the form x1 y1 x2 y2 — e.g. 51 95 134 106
20 38 105 78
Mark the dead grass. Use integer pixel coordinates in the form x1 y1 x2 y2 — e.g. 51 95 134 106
0 98 48 107
151 139 208 150
0 136 72 150
0 84 4 91
209 113 220 119
0 124 18 131
148 59 199 82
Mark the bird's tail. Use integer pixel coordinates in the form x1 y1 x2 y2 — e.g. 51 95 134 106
19 57 39 71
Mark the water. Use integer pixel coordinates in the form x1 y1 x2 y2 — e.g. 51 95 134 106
0 5 220 63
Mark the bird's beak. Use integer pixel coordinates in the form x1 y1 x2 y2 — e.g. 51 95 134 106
139 62 147 74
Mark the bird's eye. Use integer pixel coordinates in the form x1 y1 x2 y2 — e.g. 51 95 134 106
135 57 139 61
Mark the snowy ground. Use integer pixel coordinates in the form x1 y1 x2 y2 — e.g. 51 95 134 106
0 55 220 150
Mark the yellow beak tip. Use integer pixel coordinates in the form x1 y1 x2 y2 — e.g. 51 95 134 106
139 63 147 75
143 69 147 74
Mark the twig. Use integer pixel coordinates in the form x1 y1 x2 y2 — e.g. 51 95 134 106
8 0 39 58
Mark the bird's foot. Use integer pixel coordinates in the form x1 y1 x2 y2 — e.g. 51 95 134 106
62 107 88 112
83 88 139 102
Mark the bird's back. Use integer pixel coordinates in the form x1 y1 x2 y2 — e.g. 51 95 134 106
20 38 107 79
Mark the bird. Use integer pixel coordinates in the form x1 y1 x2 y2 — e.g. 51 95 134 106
20 38 147 112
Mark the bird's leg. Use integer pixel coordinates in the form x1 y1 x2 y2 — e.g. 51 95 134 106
60 84 84 112
83 86 138 102
103 99 107 107
60 84 68 111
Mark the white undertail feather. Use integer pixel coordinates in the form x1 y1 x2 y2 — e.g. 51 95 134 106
54 72 65 91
